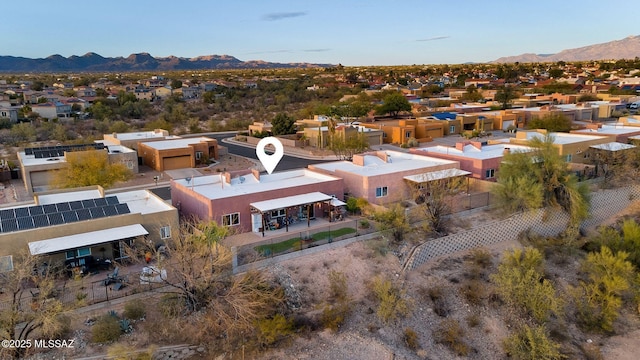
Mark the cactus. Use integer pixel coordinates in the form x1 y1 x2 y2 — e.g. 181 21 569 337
119 318 132 333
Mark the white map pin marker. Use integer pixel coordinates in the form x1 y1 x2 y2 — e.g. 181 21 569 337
256 137 284 174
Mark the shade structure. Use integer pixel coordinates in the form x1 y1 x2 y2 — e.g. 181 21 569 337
250 192 333 213
28 224 149 255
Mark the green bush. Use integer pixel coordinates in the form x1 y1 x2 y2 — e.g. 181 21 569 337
320 303 350 332
434 319 469 356
403 327 419 350
92 314 122 343
371 275 411 324
256 314 294 347
503 324 563 360
359 219 370 229
123 299 147 320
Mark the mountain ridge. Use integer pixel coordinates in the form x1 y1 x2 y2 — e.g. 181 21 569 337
0 52 333 72
493 35 640 63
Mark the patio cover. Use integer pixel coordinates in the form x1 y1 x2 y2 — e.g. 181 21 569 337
403 168 471 183
330 198 346 207
28 224 149 255
250 192 332 213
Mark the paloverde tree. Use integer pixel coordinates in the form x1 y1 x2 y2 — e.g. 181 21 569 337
51 149 132 189
271 113 297 135
327 132 369 161
527 113 572 132
376 91 412 118
411 170 467 235
0 250 67 359
493 134 590 233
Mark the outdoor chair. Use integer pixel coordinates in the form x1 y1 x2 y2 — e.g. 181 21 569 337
103 267 120 286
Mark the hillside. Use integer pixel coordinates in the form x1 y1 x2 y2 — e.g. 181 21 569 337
493 35 640 63
0 52 333 72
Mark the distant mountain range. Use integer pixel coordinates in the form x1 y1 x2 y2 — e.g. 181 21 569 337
0 52 333 72
493 35 640 63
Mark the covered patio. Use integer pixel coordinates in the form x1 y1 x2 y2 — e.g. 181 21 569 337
250 191 345 237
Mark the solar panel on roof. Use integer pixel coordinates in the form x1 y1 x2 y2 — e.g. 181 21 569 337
61 211 78 223
47 213 64 226
69 201 83 210
1 219 18 232
25 148 33 155
56 202 71 212
14 207 29 218
82 199 96 209
94 198 107 207
105 196 119 205
103 205 118 216
0 209 15 220
115 203 131 215
76 209 91 221
17 217 34 230
32 214 49 228
43 204 57 214
29 205 44 216
90 207 106 219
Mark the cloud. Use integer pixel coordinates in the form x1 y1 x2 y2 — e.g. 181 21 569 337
262 12 306 21
303 48 331 53
416 36 451 42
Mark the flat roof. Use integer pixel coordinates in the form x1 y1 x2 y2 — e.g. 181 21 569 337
310 151 458 177
173 169 340 201
29 224 148 255
417 143 533 160
38 189 173 214
110 131 169 141
38 189 103 204
250 192 332 212
520 131 608 145
590 142 637 151
573 124 640 136
404 168 472 183
140 137 214 150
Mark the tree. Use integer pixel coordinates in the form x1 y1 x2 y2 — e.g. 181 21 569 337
461 85 483 102
412 171 467 235
170 79 183 89
8 122 36 145
527 114 572 132
128 220 285 352
51 149 132 189
0 250 67 359
376 92 411 118
548 68 564 79
327 132 369 160
373 204 410 243
495 85 517 110
493 134 590 232
271 113 297 135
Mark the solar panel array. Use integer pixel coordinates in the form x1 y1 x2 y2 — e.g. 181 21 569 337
0 196 131 234
25 143 106 159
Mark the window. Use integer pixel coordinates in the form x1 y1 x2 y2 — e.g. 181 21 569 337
449 125 456 133
485 169 495 179
565 154 572 162
223 212 240 226
375 186 388 197
382 133 387 138
405 131 412 138
195 151 203 160
66 248 91 259
270 209 286 218
160 225 171 239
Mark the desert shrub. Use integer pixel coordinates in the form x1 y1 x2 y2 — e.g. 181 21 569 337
256 314 294 347
367 237 388 257
359 219 370 229
434 319 469 356
320 302 350 331
328 270 348 302
573 246 634 332
371 276 412 323
158 293 183 318
469 248 493 269
123 299 146 320
491 248 562 323
92 314 122 343
460 279 485 305
50 314 71 339
403 327 420 350
423 286 449 317
466 313 481 327
503 324 563 360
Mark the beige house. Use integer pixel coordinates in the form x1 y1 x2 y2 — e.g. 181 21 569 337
18 143 138 195
138 137 219 171
508 130 610 163
102 129 175 151
0 186 178 272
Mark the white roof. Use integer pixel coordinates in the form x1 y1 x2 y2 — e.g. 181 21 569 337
173 169 340 201
37 189 103 204
573 124 640 136
311 151 458 177
111 131 170 141
250 192 332 212
521 131 608 145
417 143 533 160
141 137 214 150
590 142 637 151
113 190 175 215
404 168 472 183
28 224 148 255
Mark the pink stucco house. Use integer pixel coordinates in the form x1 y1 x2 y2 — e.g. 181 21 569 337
171 169 344 235
410 141 533 181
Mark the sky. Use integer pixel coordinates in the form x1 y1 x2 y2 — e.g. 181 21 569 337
1 0 637 66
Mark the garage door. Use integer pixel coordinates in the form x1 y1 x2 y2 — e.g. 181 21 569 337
502 120 514 130
30 170 51 187
163 156 191 170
